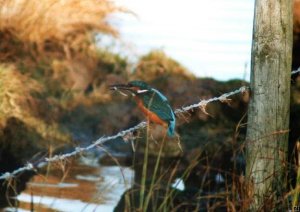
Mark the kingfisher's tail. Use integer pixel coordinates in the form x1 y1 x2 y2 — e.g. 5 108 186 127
167 120 176 137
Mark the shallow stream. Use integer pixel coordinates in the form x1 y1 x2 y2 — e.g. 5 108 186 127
5 161 134 212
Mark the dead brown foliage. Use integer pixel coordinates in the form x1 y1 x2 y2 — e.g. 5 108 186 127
0 65 41 123
0 0 128 105
0 65 70 143
0 0 127 68
133 50 195 82
0 0 122 51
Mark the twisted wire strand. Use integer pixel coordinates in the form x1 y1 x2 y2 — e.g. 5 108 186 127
0 69 299 180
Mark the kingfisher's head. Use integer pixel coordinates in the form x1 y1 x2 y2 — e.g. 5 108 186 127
109 80 151 95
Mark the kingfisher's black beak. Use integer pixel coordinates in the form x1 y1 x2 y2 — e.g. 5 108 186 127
109 83 134 92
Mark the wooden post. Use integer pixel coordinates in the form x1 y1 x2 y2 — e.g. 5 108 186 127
245 0 293 210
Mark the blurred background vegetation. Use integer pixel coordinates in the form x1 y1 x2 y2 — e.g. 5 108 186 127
1 0 300 210
0 0 247 161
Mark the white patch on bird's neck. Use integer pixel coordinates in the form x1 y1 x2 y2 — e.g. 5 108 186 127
137 89 148 94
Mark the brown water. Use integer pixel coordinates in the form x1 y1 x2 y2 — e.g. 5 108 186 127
6 160 134 212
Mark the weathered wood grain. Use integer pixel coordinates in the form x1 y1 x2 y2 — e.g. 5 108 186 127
246 0 293 210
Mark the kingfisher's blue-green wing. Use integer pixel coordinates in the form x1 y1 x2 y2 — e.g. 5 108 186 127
150 100 176 137
140 91 174 122
140 89 176 136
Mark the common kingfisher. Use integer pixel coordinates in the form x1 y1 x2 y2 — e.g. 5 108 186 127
110 81 176 137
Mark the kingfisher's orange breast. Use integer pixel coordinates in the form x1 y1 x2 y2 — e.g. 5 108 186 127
135 98 167 126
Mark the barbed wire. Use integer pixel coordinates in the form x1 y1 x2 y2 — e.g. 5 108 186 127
0 69 299 180
0 87 248 180
292 67 300 75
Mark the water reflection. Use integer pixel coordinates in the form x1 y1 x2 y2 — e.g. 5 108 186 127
11 162 134 212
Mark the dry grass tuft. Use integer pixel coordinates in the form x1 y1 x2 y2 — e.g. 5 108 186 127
0 0 129 146
0 0 129 102
0 0 124 55
134 50 195 81
0 65 70 143
0 65 41 123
